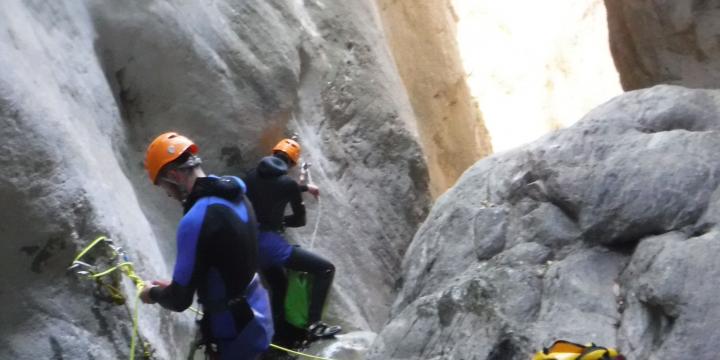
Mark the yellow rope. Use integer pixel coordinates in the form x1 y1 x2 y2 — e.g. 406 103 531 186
90 262 133 279
72 235 107 262
71 236 336 360
71 236 148 360
188 306 203 316
270 343 334 360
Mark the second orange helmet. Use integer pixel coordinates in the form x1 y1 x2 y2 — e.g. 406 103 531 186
272 138 301 165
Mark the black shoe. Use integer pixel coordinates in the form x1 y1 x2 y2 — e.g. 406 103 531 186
307 321 342 339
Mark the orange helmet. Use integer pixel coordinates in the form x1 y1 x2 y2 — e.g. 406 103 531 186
272 138 301 165
144 132 199 184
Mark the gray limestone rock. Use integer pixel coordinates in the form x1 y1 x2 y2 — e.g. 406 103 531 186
370 85 720 359
618 230 720 359
605 0 720 90
0 1 430 358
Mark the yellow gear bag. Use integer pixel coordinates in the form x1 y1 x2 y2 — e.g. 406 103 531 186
532 340 623 360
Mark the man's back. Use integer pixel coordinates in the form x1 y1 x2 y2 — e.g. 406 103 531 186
244 156 306 231
182 193 257 301
152 176 274 355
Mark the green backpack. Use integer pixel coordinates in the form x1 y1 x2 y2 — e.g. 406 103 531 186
284 270 313 329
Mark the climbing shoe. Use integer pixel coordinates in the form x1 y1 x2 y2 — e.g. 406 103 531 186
307 321 341 339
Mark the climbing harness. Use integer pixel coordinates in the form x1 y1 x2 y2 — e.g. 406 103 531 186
69 236 336 360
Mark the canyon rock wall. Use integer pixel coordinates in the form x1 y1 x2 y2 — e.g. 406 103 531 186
369 85 720 359
0 1 430 358
376 0 492 197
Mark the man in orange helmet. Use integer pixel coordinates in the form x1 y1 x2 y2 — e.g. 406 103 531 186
139 132 273 360
243 138 340 345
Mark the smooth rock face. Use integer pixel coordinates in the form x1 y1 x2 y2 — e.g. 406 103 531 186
605 0 720 90
0 1 430 359
368 85 720 359
90 0 432 333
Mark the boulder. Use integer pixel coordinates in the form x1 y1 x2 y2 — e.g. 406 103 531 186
369 85 720 359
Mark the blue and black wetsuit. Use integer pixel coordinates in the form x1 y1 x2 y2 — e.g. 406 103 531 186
243 156 335 342
149 175 273 360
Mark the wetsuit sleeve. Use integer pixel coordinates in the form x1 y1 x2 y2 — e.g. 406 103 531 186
283 178 307 227
149 205 206 311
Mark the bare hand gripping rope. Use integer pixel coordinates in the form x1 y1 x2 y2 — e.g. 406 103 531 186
69 236 334 360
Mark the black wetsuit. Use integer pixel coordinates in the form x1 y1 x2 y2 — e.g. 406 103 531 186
149 175 273 359
243 156 335 341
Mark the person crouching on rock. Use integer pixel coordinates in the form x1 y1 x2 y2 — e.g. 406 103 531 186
243 138 341 345
139 132 273 360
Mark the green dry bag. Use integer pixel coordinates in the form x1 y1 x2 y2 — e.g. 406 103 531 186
284 270 313 329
